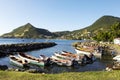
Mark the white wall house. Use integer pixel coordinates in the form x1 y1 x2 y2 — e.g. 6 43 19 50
114 38 120 45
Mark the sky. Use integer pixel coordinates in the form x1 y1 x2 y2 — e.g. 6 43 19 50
0 0 120 35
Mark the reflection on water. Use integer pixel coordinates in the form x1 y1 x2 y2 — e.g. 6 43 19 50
0 38 113 73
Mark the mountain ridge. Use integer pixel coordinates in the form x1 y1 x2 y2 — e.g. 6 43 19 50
61 15 120 39
1 15 120 39
1 23 54 38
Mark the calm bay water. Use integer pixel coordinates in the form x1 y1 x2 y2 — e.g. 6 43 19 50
0 38 112 73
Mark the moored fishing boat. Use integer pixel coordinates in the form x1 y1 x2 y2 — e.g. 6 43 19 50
61 51 84 60
75 47 102 59
113 55 120 61
54 52 74 60
62 51 96 63
54 52 84 64
39 55 48 60
106 62 120 71
39 55 53 66
9 55 29 68
75 48 90 55
50 58 63 66
50 55 74 66
18 53 45 67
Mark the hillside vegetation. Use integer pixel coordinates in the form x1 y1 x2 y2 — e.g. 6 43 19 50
62 15 120 40
1 15 120 40
83 15 120 32
93 22 120 41
1 23 54 38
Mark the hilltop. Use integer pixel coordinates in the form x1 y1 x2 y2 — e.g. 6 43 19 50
62 15 120 40
1 15 120 40
1 23 55 38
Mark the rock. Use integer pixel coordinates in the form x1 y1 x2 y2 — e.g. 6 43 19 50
26 69 37 73
7 68 15 71
0 65 8 70
106 67 113 71
42 72 45 74
15 69 20 71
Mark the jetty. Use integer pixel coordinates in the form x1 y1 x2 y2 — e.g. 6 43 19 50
0 42 57 57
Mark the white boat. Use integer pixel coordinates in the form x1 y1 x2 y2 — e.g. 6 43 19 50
51 55 73 66
75 49 91 55
75 48 101 59
18 53 45 67
9 55 29 68
54 52 85 64
61 51 84 60
61 51 97 63
39 55 48 60
54 52 74 60
113 55 120 61
39 55 53 66
50 58 63 66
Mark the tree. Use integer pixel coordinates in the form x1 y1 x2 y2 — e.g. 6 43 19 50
93 22 120 42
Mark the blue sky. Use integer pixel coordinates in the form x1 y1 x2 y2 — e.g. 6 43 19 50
0 0 120 35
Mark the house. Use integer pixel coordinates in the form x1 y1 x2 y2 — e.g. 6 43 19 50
114 38 120 45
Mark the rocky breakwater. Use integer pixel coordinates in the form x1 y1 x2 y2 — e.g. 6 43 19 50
0 42 57 57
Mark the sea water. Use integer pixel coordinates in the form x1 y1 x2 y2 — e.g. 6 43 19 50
0 38 112 73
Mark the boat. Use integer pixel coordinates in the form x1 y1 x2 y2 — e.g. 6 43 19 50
9 55 29 68
50 55 74 66
50 58 63 66
75 48 102 59
18 53 45 67
39 55 53 66
61 51 78 58
54 52 84 64
61 51 96 63
61 51 85 60
113 55 120 61
54 52 74 60
106 62 120 70
39 55 48 61
75 48 90 55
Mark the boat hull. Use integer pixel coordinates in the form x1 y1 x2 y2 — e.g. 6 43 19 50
113 55 120 61
9 56 28 68
51 55 72 66
10 58 24 67
18 53 45 67
75 49 101 59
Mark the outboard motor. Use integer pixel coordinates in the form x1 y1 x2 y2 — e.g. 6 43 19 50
72 59 78 67
84 54 93 64
45 58 52 66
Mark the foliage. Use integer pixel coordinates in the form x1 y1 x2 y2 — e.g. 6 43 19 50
1 23 54 39
62 15 120 40
1 15 120 40
93 22 120 42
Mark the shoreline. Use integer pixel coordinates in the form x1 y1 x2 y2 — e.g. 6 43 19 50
0 39 117 74
107 44 120 55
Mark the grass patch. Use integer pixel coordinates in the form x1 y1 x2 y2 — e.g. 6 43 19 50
0 70 120 80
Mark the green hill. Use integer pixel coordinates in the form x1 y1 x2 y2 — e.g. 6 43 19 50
83 15 120 31
53 31 70 39
1 23 54 38
62 15 120 40
1 15 120 40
